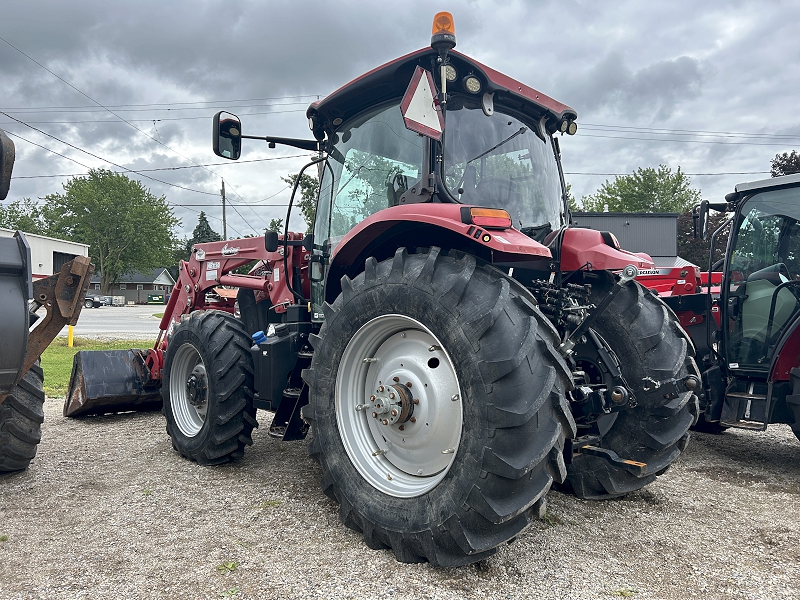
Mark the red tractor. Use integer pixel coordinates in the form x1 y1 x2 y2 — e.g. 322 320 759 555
68 13 699 565
662 175 800 438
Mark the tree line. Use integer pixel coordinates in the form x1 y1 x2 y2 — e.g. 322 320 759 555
4 151 797 292
0 169 318 294
570 150 800 268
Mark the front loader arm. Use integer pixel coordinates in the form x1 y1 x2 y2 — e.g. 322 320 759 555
0 255 93 405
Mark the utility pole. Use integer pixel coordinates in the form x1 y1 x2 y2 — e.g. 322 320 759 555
220 179 227 239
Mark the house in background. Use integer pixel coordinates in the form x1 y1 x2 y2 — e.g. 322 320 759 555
570 212 696 269
90 268 176 304
0 227 89 279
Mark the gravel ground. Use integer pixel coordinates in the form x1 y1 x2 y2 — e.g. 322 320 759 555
1 399 799 600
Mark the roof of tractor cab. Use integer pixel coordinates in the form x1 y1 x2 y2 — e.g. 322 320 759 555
735 172 800 194
307 48 577 136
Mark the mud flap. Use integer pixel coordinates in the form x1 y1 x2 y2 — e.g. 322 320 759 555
64 349 162 417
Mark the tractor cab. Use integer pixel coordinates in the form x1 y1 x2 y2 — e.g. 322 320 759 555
699 173 800 430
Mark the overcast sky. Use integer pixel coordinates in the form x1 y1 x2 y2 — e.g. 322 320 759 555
2 0 799 239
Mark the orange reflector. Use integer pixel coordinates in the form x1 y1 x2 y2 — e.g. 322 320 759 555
432 12 455 35
470 207 511 229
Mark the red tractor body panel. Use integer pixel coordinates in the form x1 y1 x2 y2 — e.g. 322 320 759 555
560 228 654 272
331 203 551 263
769 316 800 382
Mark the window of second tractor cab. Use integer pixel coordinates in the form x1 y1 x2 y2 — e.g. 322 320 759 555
316 101 426 253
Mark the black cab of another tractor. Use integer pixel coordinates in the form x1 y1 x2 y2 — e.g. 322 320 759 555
670 173 800 436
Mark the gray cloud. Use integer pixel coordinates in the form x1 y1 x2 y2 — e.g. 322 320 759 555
1 0 799 236
560 53 704 120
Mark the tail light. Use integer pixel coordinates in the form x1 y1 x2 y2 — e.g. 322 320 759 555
461 207 512 229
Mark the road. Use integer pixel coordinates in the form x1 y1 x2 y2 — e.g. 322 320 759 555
53 304 163 340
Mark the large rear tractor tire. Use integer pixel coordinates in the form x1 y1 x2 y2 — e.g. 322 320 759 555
0 362 45 473
302 248 575 566
162 310 257 465
564 275 699 499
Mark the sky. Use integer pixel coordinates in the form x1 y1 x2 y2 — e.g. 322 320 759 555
2 0 799 240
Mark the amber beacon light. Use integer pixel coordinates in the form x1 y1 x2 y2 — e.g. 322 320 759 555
431 12 456 51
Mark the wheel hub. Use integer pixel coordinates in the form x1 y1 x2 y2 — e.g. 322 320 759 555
186 364 208 408
370 383 415 426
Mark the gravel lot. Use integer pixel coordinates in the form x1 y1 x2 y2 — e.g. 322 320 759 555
1 398 799 600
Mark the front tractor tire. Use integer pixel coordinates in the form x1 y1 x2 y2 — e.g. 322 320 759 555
162 310 257 465
565 274 699 499
303 248 575 566
0 362 45 473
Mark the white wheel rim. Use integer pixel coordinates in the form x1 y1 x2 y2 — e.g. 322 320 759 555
169 342 208 437
336 314 463 498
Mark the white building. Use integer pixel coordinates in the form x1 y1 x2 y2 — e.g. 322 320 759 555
0 228 90 279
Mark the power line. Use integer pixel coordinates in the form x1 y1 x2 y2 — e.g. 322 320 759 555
564 170 771 176
0 33 258 231
3 130 94 171
9 155 311 180
2 113 217 195
576 132 799 147
0 108 308 125
581 123 800 141
0 95 322 111
0 102 310 115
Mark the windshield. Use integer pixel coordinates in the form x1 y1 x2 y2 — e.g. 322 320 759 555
726 187 800 368
315 101 425 254
442 100 564 235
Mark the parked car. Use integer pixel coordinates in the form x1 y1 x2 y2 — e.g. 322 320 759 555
83 295 111 308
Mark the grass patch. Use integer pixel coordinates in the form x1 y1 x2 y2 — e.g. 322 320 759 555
41 337 156 397
252 500 282 509
614 588 638 597
216 561 239 574
152 312 164 319
541 512 563 527
0 535 8 542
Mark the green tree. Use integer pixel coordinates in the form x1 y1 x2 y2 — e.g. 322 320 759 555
268 217 284 233
0 197 47 234
185 211 222 256
42 169 180 294
771 151 800 177
281 173 318 233
565 183 579 212
676 207 731 269
581 165 700 213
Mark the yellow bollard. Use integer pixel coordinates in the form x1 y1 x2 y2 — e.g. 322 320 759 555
68 325 74 348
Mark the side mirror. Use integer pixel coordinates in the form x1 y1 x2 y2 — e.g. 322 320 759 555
213 111 242 160
265 230 279 253
696 200 710 241
0 129 16 200
302 233 314 252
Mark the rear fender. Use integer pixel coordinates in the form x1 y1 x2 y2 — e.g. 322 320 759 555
325 204 552 303
559 227 654 272
769 313 800 382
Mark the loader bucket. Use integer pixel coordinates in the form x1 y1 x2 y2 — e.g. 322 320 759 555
64 349 162 417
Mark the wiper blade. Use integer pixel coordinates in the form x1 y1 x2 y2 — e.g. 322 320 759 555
467 127 527 164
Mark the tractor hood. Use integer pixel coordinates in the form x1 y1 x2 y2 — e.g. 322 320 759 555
307 48 577 139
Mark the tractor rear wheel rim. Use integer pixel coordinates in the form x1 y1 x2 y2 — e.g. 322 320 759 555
336 314 463 498
170 342 208 437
